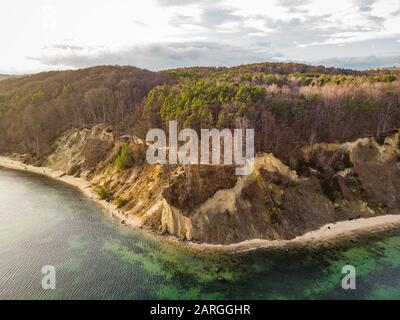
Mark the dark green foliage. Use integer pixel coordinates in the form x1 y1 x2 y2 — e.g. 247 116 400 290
114 143 145 170
95 186 112 201
116 197 128 208
0 62 399 164
383 74 397 83
114 143 135 170
235 83 265 102
144 78 266 129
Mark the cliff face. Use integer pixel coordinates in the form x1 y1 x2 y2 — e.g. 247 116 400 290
23 126 400 245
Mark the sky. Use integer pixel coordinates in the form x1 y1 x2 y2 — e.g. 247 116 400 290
0 0 399 74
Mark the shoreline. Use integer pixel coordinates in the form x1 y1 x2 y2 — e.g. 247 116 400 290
1 155 400 253
0 156 142 230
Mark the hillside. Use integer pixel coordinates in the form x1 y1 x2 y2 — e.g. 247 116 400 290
1 62 399 161
0 62 400 245
0 66 174 155
3 124 399 244
0 74 21 82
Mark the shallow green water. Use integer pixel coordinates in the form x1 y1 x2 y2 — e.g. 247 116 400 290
0 167 399 300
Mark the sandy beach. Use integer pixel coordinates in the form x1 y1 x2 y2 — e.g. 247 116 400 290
193 214 400 253
1 155 400 253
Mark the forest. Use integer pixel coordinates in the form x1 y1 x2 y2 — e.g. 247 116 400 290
0 62 399 165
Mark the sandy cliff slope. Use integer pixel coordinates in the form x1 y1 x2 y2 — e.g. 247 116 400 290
3 125 400 245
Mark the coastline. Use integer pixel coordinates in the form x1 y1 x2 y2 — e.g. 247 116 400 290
1 155 400 253
0 156 142 230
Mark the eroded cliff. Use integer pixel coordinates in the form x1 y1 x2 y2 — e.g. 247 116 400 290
12 125 400 245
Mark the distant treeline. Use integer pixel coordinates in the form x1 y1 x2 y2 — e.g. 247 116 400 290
0 62 399 162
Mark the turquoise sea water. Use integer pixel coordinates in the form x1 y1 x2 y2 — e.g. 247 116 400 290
0 167 399 300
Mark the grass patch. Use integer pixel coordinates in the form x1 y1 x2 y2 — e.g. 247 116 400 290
114 143 145 170
95 186 113 201
116 197 128 208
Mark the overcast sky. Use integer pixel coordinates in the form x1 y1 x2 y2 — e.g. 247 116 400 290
1 0 399 74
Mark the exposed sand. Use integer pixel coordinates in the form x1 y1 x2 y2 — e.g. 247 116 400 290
1 155 400 253
190 214 400 253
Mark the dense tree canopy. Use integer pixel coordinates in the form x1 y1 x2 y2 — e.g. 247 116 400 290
0 63 399 163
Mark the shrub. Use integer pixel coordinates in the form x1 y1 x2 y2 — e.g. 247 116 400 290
116 197 128 208
382 75 396 83
95 186 112 201
115 143 146 170
62 83 72 95
115 143 135 170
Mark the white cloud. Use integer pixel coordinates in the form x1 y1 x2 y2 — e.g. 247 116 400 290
41 5 57 30
0 0 399 73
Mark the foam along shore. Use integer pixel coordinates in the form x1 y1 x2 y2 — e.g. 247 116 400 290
1 155 400 253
